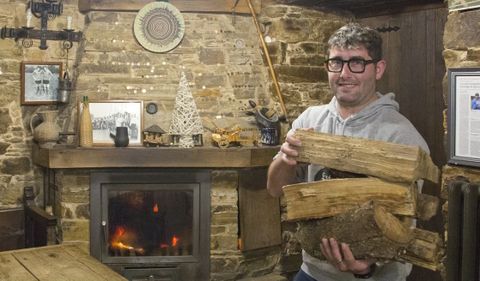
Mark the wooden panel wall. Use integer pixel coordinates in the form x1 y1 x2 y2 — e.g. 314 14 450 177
360 6 447 167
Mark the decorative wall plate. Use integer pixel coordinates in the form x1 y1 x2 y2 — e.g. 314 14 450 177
133 1 185 53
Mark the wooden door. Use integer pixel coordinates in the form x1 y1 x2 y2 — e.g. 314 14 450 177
360 6 447 166
360 6 447 281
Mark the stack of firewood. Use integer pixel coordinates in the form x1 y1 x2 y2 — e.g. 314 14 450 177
282 130 443 271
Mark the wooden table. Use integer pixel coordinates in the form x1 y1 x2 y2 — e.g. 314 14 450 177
0 243 127 281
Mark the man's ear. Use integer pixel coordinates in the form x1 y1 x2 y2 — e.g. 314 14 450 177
375 59 386 80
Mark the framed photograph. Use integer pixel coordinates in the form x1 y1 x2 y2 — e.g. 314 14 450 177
448 68 480 167
79 100 144 146
21 61 62 105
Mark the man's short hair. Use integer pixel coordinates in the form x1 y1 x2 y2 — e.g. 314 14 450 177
327 23 383 60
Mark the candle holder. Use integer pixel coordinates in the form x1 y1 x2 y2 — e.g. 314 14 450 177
0 0 82 50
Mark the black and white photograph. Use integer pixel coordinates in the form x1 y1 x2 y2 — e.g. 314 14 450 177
80 100 144 146
21 62 62 105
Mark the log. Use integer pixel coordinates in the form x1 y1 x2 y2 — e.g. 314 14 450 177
293 130 439 183
398 228 444 271
297 202 413 261
296 202 443 271
282 178 416 221
416 193 439 221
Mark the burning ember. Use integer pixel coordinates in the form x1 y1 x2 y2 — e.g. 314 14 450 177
109 225 184 256
110 226 145 255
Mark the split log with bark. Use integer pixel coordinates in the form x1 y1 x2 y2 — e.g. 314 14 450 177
281 130 443 271
293 130 439 184
282 178 439 222
296 202 443 271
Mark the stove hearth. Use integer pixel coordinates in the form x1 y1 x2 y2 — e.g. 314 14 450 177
90 170 210 281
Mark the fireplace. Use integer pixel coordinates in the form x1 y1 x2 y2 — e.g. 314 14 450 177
90 170 211 281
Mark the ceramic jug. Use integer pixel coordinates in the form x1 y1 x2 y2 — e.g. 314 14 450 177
110 126 129 147
30 110 61 148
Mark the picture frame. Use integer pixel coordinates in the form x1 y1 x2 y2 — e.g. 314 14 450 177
79 100 144 146
21 61 62 105
448 0 480 12
447 68 480 167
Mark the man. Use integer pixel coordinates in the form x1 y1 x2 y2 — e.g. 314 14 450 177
472 93 480 110
267 23 429 281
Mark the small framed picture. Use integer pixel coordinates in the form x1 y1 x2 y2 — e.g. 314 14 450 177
79 100 144 146
447 68 480 167
21 61 62 105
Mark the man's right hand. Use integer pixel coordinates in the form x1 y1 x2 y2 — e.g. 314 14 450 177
266 128 312 197
279 131 302 166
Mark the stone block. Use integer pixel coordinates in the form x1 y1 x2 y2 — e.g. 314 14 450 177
199 48 225 65
75 203 90 219
211 254 243 272
275 65 327 83
289 55 325 66
0 142 11 155
444 11 480 50
0 157 30 175
211 234 239 251
195 73 226 88
0 108 12 134
211 211 238 225
61 219 89 242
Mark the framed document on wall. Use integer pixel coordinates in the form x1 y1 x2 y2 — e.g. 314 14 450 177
448 68 480 167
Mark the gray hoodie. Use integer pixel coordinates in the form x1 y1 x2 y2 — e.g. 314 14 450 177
289 92 429 281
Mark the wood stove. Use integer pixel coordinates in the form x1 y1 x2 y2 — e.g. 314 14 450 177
90 170 210 281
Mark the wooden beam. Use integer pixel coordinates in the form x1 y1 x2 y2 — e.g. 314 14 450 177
78 0 262 14
282 178 416 221
32 145 278 169
293 130 439 184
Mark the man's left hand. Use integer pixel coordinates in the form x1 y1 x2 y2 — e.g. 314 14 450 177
320 238 374 275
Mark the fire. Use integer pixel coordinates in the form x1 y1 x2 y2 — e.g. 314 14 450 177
110 226 140 252
153 203 159 213
113 226 126 238
172 235 179 247
112 241 133 250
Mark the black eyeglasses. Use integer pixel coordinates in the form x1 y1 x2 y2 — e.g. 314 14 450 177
325 58 379 73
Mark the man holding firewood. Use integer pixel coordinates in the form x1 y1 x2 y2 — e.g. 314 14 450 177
267 23 429 281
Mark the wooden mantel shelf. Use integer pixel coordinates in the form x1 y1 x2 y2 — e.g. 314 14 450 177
32 145 278 169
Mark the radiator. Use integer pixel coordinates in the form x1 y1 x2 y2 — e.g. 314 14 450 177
447 181 480 281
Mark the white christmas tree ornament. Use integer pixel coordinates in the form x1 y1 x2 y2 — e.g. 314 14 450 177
168 72 203 148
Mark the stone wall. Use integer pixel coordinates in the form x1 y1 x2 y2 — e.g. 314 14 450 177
441 9 480 280
441 9 480 185
0 0 85 209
